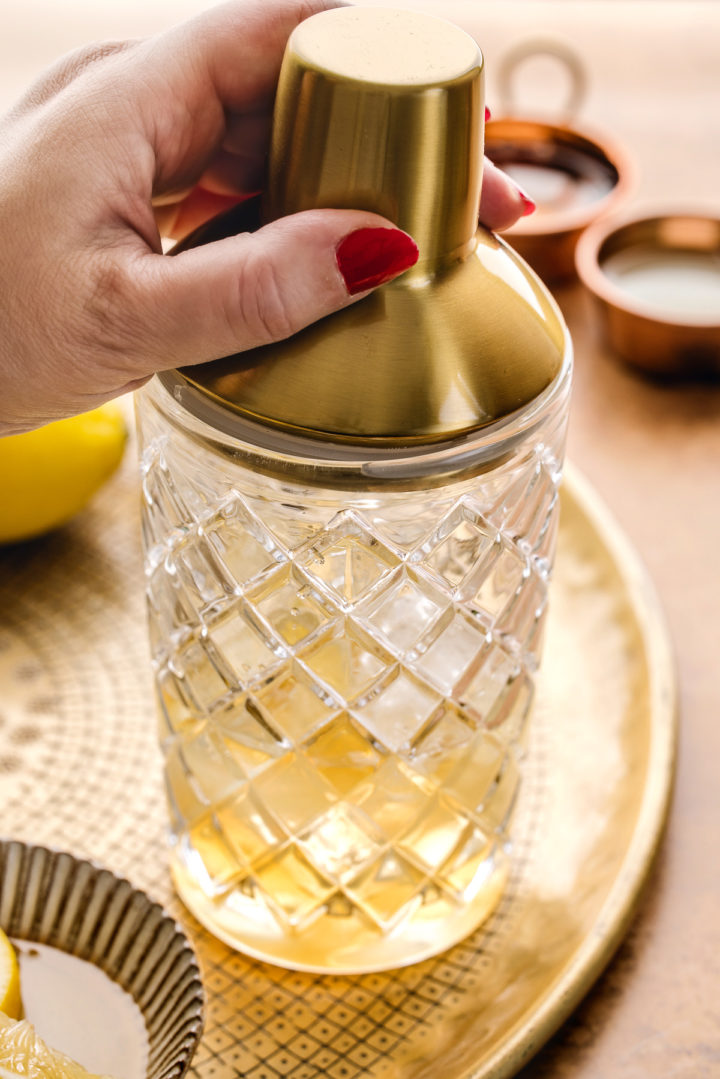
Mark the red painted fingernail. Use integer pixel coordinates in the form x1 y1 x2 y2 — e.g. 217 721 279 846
513 182 536 217
485 105 491 121
520 192 536 216
336 227 419 295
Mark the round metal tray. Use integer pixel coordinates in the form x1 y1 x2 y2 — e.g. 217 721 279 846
0 431 676 1079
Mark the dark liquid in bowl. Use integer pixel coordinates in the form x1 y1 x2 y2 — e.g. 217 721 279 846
488 142 618 217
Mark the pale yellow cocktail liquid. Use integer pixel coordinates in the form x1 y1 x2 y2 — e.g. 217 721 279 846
140 415 563 971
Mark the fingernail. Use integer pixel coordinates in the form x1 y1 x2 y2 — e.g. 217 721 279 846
336 227 419 295
485 105 491 121
514 182 536 217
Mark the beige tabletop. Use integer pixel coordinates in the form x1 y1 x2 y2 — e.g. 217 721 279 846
1 2 719 1077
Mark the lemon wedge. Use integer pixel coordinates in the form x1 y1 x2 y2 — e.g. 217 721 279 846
0 932 21 1022
0 403 127 544
0 1012 115 1079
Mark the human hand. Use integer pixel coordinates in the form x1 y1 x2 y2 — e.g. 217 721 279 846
0 0 534 434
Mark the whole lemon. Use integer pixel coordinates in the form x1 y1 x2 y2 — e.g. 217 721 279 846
0 404 127 544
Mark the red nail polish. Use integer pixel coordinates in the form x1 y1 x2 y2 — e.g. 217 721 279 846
519 191 536 217
336 228 419 295
511 180 536 217
484 105 491 121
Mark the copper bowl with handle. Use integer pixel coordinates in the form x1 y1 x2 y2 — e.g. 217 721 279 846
484 40 634 282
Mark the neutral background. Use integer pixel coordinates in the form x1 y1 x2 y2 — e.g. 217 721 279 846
1 0 719 209
1 3 719 1077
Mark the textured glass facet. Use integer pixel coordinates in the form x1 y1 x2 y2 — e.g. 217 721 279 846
137 370 570 971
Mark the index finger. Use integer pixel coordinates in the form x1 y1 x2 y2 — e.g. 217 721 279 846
152 0 344 109
134 0 345 196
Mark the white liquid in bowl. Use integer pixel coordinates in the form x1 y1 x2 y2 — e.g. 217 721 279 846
14 941 148 1079
602 246 720 323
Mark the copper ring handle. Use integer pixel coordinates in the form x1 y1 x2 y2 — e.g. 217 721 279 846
497 39 587 123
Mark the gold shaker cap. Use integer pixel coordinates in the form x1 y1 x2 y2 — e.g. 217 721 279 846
174 6 567 445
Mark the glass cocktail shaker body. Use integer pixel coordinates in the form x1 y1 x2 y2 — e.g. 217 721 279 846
137 6 572 973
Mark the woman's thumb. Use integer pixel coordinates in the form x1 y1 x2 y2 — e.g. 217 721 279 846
129 209 418 376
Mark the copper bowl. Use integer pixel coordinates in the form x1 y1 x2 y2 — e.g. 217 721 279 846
575 210 720 377
485 117 634 283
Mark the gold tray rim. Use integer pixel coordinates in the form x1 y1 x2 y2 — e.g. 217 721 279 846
0 453 678 1079
477 461 677 1079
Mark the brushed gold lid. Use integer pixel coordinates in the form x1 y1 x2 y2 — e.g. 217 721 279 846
175 6 568 445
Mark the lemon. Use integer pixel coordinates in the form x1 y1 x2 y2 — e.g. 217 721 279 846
0 931 20 1021
0 404 127 544
0 1013 115 1078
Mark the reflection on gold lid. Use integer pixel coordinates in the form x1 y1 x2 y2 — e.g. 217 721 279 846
176 7 568 444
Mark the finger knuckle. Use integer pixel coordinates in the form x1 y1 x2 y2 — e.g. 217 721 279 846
82 253 146 356
64 40 136 80
235 254 295 345
13 42 135 116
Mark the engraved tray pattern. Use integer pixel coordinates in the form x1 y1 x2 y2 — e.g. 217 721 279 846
0 426 676 1079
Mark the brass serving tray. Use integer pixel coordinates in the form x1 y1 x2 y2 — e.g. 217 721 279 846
0 435 676 1079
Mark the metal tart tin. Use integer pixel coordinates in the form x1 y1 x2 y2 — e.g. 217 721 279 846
0 839 204 1078
575 210 720 377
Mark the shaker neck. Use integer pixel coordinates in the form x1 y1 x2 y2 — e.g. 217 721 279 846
264 8 485 273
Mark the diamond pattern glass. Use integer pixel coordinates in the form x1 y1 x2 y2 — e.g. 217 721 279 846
204 497 287 588
296 514 398 607
304 715 383 796
216 788 289 866
457 639 518 722
440 823 497 902
346 851 427 929
397 795 469 871
355 568 448 655
207 605 286 686
253 846 335 927
299 804 384 883
179 724 245 804
172 537 233 616
139 443 192 550
252 753 337 835
177 820 243 899
404 702 477 790
415 505 498 591
443 732 508 814
352 668 441 752
173 638 231 713
352 759 430 840
137 361 570 971
250 566 336 648
164 742 211 830
253 665 338 746
469 542 527 624
298 625 389 703
213 695 289 776
156 666 203 736
410 609 489 695
146 564 195 662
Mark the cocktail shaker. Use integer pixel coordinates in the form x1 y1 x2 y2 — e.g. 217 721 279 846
136 6 572 973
